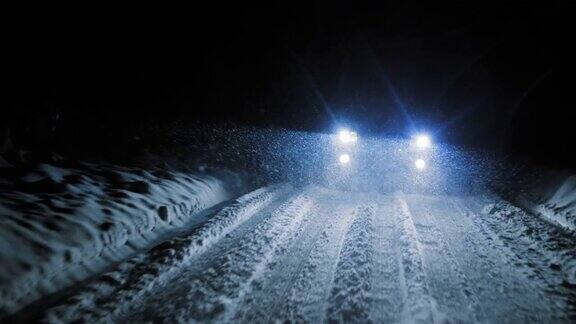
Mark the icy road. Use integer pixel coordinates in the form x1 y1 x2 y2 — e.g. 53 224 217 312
37 184 576 323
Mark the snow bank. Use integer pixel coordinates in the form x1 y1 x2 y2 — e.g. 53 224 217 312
534 175 576 231
42 184 292 323
519 172 576 232
0 161 243 316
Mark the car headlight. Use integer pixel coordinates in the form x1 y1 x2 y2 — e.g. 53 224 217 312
338 129 357 144
415 158 426 170
413 134 431 149
339 154 351 164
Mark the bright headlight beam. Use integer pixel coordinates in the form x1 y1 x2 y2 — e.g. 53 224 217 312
415 158 426 170
414 134 431 149
339 154 350 164
338 129 357 144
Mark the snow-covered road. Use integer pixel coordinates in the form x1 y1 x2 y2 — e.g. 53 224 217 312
32 185 576 323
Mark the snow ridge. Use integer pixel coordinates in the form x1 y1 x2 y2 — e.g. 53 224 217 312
395 192 438 323
326 204 375 322
369 198 403 323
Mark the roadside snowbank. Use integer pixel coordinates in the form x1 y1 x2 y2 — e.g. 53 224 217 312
41 184 293 323
516 171 576 232
0 161 243 316
532 174 576 232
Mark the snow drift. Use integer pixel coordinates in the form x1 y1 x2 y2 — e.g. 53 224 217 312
0 161 244 316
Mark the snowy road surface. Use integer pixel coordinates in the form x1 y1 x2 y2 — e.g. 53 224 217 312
33 184 576 323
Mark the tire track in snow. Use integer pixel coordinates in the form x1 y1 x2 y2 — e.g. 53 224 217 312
402 194 482 323
267 193 360 323
230 189 332 322
131 188 313 322
455 196 575 321
426 194 544 322
369 196 403 323
41 184 292 323
325 204 376 322
394 192 438 323
479 197 576 316
439 196 523 323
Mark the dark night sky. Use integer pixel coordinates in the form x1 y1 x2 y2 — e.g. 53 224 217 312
4 1 575 167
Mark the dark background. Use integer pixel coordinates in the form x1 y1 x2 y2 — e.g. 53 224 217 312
3 1 575 168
